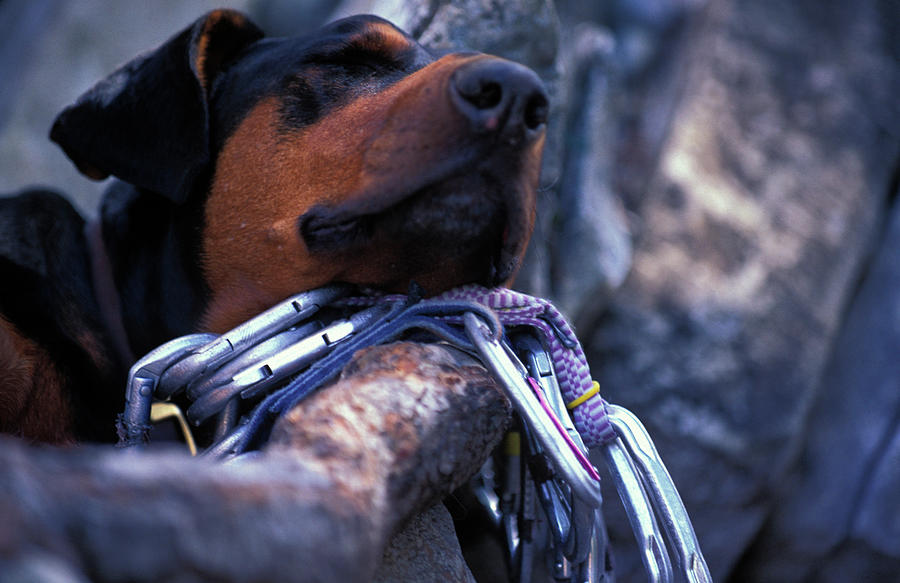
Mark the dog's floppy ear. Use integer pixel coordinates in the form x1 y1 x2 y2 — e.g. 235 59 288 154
50 10 264 202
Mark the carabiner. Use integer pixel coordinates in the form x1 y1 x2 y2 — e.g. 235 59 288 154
185 321 321 403
513 334 573 434
514 332 596 563
472 458 503 528
607 405 712 583
157 284 351 398
464 313 603 508
185 305 386 425
601 436 673 582
119 333 216 447
577 508 612 583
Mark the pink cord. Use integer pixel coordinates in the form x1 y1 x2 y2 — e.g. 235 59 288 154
528 377 602 481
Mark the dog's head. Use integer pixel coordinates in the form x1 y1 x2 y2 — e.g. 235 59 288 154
51 10 547 331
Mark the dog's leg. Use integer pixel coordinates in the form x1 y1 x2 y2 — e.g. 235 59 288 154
0 318 75 444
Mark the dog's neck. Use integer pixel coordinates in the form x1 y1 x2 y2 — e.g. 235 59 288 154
85 218 136 368
98 181 209 358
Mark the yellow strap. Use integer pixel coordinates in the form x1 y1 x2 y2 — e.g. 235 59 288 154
567 381 600 410
150 402 198 456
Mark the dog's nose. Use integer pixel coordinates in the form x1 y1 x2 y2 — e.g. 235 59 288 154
450 58 548 138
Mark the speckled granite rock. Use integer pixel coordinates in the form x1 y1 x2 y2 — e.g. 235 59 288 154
586 0 900 580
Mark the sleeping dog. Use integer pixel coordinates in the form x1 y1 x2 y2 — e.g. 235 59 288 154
0 10 547 444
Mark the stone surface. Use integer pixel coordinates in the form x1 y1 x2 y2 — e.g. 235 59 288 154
585 0 900 580
541 25 631 327
736 200 900 581
374 504 477 583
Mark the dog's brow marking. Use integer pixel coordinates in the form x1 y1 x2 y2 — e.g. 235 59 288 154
351 21 411 56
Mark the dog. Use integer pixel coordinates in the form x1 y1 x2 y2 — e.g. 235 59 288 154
0 9 547 444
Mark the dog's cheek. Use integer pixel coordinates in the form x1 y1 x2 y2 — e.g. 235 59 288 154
202 98 338 330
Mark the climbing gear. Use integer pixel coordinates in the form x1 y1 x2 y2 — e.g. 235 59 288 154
464 312 602 508
605 405 710 583
117 284 711 582
500 330 609 581
149 402 198 456
437 285 617 448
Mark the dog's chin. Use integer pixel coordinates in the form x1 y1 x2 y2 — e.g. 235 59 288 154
298 176 520 290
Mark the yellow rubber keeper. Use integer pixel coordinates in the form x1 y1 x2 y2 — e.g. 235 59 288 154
502 431 521 456
567 381 600 411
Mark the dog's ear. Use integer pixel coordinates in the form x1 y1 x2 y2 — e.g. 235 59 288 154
50 10 264 202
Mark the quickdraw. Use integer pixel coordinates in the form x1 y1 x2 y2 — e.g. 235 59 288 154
117 285 711 583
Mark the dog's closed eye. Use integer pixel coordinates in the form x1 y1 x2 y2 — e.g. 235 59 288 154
298 206 369 252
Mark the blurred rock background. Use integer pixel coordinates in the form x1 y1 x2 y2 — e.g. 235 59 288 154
1 0 898 581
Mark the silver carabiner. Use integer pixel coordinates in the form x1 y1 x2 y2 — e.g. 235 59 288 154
238 304 387 400
472 458 503 527
514 333 596 564
464 312 603 509
607 405 712 583
577 508 612 583
156 284 351 398
182 322 321 425
514 334 579 443
185 321 321 403
601 435 673 582
185 305 387 425
119 333 217 447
